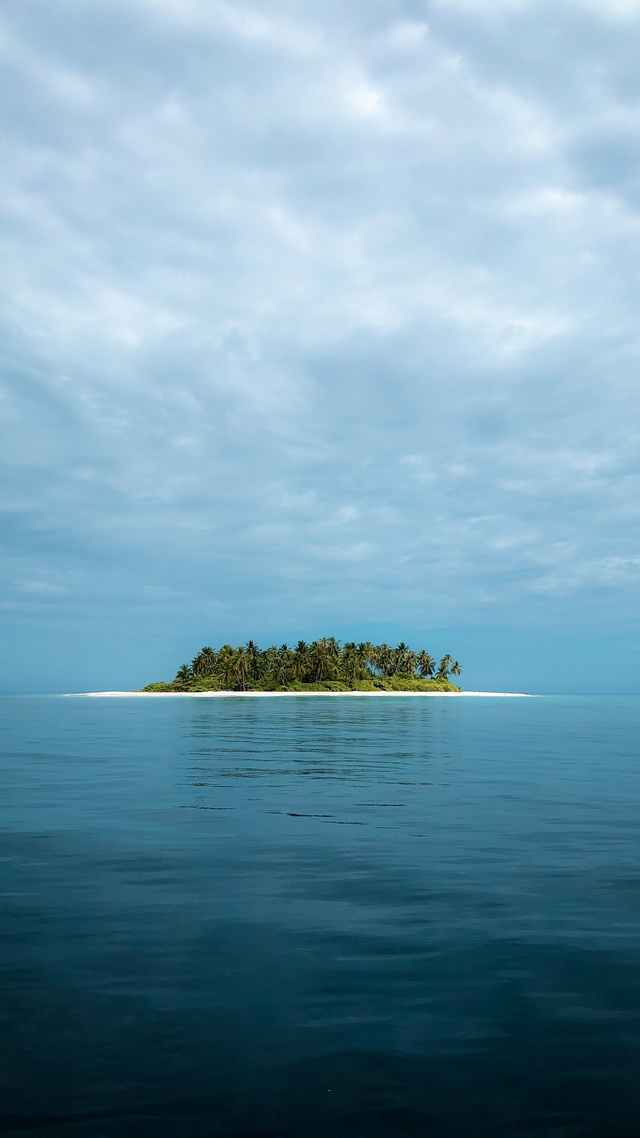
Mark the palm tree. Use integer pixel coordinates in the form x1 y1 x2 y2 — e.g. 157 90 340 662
174 664 193 688
192 648 217 677
275 645 292 686
357 642 375 677
245 640 261 680
372 643 392 676
309 638 338 682
217 645 236 689
202 646 217 673
437 654 453 679
393 642 410 674
309 640 327 682
322 638 341 678
292 641 309 681
342 642 363 686
450 660 462 679
417 651 435 678
232 647 249 690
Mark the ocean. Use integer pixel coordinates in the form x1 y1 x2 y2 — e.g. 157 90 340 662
1 693 640 1137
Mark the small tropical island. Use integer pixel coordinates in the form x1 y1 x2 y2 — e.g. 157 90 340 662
143 639 462 693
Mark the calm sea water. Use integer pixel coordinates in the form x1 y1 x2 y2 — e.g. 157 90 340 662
2 694 640 1137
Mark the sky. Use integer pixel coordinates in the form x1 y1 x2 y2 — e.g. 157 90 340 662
3 0 640 693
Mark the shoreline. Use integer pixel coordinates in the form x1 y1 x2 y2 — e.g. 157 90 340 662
71 690 531 698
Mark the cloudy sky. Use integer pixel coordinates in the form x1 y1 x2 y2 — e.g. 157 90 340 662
3 0 640 692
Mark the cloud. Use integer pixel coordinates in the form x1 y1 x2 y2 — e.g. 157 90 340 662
1 0 640 681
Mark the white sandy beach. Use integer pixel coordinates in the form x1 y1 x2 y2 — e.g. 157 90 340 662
74 690 530 698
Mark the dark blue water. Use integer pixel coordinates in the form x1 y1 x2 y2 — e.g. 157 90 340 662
2 694 640 1137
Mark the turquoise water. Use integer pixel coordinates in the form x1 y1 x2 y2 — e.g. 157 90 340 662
1 694 640 1136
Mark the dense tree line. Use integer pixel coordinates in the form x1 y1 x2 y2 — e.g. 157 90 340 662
144 640 462 692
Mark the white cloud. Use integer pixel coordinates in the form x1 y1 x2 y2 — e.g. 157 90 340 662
570 0 640 19
2 0 640 670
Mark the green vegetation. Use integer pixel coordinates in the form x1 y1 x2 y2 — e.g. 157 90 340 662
143 640 462 693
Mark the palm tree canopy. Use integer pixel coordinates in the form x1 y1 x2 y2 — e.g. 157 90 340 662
153 639 462 692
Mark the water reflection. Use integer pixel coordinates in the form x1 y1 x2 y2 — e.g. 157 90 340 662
1 695 640 1136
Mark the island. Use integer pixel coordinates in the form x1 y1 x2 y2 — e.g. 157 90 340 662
143 640 462 693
